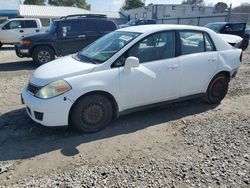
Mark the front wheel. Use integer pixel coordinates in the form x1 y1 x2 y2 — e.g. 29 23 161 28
32 46 55 65
205 74 229 104
70 94 113 133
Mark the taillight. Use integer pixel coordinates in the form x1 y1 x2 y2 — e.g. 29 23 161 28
240 51 243 62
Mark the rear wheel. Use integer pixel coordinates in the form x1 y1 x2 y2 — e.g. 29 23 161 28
0 42 2 49
70 94 113 133
32 46 55 65
205 74 229 104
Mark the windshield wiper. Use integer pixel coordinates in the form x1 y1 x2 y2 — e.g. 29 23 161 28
76 53 98 64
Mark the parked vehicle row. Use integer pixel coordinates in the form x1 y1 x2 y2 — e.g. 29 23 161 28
204 22 249 50
21 25 242 133
15 14 118 64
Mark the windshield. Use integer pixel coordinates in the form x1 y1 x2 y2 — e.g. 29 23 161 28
0 20 9 28
127 20 137 26
78 31 141 64
204 23 225 32
47 21 58 33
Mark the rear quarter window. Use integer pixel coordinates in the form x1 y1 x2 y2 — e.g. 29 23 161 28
96 20 116 32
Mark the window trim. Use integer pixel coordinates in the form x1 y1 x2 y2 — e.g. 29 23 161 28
177 29 217 56
111 30 177 68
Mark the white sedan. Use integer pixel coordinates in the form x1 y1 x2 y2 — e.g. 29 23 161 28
21 25 242 133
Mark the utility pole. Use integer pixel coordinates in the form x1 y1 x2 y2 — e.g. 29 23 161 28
227 3 232 22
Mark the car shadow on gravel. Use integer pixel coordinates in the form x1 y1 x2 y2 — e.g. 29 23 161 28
0 61 37 71
0 99 218 161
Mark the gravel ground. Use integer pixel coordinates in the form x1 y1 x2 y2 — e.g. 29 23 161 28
0 46 249 187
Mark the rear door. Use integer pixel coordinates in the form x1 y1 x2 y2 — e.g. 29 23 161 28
22 20 40 37
56 20 97 55
178 31 218 96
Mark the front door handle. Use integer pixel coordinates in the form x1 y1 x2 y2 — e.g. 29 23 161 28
36 29 39 32
20 30 24 33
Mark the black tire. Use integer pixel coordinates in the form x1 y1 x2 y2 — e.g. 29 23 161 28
205 74 229 104
70 94 113 133
32 46 55 65
0 42 2 48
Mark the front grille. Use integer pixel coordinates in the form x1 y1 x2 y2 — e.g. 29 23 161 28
27 83 42 95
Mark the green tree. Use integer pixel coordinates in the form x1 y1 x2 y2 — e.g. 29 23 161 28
122 0 145 10
215 2 228 13
24 0 45 5
48 0 91 10
181 0 204 6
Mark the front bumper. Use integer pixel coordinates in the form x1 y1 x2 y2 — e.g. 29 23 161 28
21 88 73 127
15 43 31 58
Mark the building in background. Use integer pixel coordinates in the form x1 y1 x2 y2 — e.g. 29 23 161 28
0 4 127 26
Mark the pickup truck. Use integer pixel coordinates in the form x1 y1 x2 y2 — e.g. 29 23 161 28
0 18 44 48
204 22 249 50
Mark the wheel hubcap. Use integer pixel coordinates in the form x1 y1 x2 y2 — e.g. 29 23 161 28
81 103 104 125
38 51 51 63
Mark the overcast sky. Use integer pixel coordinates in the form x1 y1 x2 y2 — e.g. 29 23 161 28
0 0 250 11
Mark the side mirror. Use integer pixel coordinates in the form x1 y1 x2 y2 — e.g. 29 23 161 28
124 56 139 70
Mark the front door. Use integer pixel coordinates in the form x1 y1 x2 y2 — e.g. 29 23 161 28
117 31 181 110
0 20 24 43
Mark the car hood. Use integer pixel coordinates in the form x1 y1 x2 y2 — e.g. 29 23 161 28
30 55 96 86
218 34 243 44
119 24 130 28
22 32 51 40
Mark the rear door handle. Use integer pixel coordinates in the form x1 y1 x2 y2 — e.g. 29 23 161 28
167 64 179 70
208 57 217 62
36 29 39 32
78 35 86 38
20 30 24 33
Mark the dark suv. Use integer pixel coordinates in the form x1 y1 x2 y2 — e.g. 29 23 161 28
119 19 156 28
15 14 118 64
204 22 249 50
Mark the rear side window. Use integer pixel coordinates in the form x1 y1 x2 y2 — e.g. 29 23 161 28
60 20 82 37
180 31 215 55
82 20 96 32
204 33 215 51
229 24 245 32
96 20 116 32
180 31 205 55
24 20 37 28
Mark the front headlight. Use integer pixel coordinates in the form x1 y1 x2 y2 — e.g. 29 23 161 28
35 80 71 99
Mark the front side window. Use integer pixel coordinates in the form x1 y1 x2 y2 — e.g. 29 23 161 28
114 31 175 67
3 20 23 30
78 31 141 64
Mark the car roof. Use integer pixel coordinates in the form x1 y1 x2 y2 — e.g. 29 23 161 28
118 24 212 34
9 18 38 20
207 22 246 25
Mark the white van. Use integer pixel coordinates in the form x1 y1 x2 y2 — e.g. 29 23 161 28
0 18 43 48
